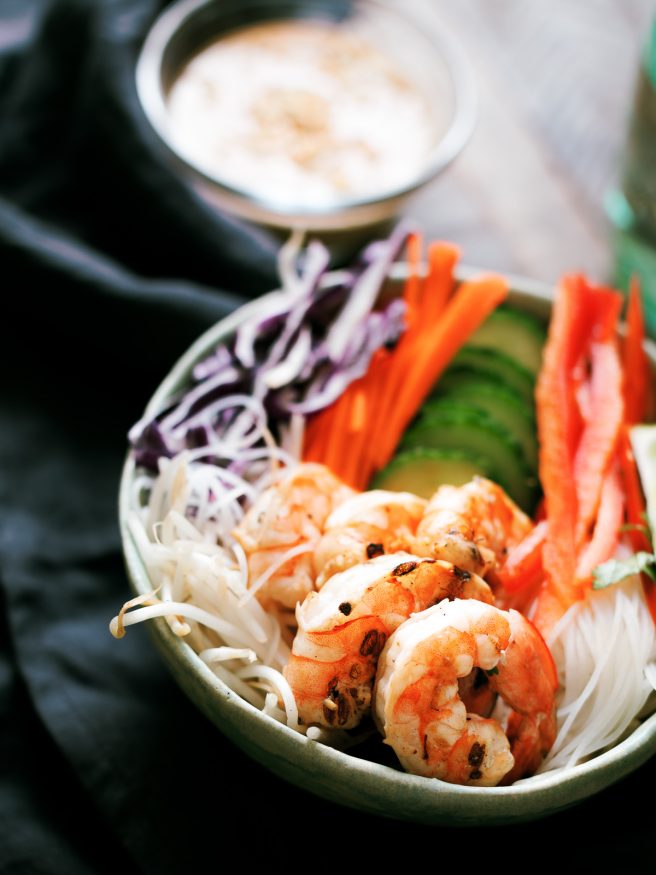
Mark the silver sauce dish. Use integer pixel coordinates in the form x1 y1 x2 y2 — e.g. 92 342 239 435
136 0 477 241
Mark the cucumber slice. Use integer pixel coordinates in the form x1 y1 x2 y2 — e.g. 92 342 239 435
427 380 538 471
372 448 500 498
466 307 546 376
439 348 535 406
401 402 537 511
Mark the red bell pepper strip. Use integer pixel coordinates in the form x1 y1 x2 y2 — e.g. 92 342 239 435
575 464 624 585
532 586 569 639
620 278 655 621
619 428 652 554
497 520 547 594
623 276 649 426
573 325 624 546
534 276 591 632
617 427 656 624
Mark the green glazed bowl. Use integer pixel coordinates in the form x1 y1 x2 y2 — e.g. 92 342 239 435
118 267 656 825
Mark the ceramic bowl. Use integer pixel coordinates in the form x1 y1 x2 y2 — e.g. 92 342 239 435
118 268 656 825
135 0 476 240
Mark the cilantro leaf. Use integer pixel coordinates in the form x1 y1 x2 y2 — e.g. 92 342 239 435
592 552 656 590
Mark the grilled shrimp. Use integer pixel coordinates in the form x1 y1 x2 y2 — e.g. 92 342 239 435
314 490 427 588
232 463 355 608
284 552 493 729
374 600 513 785
412 477 533 578
373 599 557 785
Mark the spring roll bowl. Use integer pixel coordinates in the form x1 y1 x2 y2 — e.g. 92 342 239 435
118 266 656 826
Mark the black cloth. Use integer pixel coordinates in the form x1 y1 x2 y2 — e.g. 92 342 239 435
0 1 653 872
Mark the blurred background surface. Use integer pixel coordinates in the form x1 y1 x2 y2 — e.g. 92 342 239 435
2 0 654 285
408 0 654 283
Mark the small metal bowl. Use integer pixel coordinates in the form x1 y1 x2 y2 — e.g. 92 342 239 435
136 0 477 239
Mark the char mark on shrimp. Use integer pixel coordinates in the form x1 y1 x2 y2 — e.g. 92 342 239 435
360 629 385 657
468 741 485 767
393 560 418 576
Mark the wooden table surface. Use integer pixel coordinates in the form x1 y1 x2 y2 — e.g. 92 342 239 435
405 0 654 288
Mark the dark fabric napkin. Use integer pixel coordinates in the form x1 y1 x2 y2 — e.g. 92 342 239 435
1 1 653 872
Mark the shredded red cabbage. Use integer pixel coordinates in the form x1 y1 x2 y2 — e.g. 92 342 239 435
130 226 411 471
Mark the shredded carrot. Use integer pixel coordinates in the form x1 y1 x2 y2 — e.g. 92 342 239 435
369 240 458 471
374 275 508 473
303 412 330 463
321 391 353 479
404 232 424 312
341 381 373 486
407 275 508 404
424 242 460 325
302 238 507 490
350 388 367 433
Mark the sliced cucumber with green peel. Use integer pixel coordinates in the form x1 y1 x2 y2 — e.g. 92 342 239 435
401 402 536 511
439 348 535 406
427 380 538 470
466 307 546 376
373 448 500 498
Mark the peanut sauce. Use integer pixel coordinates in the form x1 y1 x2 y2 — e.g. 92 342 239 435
166 19 437 207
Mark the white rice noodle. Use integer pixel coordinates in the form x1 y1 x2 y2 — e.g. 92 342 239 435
118 427 306 730
111 600 255 647
200 647 257 663
208 662 267 708
644 662 656 692
263 692 287 724
235 663 299 730
122 511 291 662
538 574 656 773
305 724 377 751
159 575 191 636
232 540 250 591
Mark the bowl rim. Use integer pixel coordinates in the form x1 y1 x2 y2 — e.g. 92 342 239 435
119 266 656 823
135 0 478 220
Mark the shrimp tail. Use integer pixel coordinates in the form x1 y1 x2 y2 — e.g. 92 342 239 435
284 616 388 728
491 611 558 783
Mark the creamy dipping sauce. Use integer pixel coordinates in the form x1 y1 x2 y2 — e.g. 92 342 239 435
166 19 438 208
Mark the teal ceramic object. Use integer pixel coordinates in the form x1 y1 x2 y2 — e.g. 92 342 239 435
119 270 656 825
